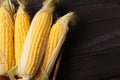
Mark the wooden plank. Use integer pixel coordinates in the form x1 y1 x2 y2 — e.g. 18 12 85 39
56 0 120 80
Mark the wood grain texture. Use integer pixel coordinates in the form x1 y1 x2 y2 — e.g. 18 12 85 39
56 0 120 80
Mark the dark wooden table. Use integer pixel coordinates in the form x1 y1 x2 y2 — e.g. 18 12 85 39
55 0 120 80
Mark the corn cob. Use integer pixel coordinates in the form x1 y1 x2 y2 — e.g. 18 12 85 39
0 3 14 75
34 12 75 80
15 0 30 65
17 0 56 79
8 0 30 79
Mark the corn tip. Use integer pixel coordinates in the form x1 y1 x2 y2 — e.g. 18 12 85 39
1 0 15 13
58 12 76 26
17 0 27 9
41 0 56 14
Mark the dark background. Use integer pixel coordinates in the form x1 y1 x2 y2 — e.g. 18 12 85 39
15 0 120 80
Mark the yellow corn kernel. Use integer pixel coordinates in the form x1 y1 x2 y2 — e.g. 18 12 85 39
15 5 30 65
34 12 75 80
0 6 14 74
17 0 55 79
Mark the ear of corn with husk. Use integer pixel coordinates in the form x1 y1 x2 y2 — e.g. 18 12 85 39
33 12 75 80
14 0 30 65
0 0 14 76
8 0 30 79
17 0 56 79
14 0 30 78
